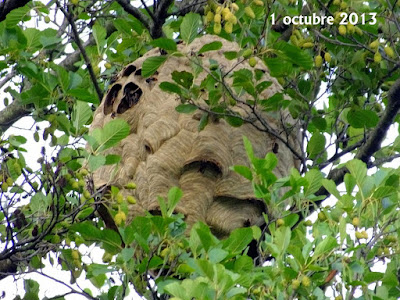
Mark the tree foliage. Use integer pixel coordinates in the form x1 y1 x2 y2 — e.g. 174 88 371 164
0 0 400 299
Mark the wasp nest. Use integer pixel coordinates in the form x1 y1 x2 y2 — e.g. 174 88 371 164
90 35 299 237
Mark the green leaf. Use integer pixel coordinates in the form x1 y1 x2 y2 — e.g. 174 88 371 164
346 159 367 187
95 119 130 152
142 56 167 78
208 248 228 264
307 132 326 158
232 165 253 180
5 5 30 28
198 41 223 54
67 88 98 103
347 109 379 129
274 41 313 70
180 12 201 44
198 112 208 131
70 222 102 240
274 226 291 255
167 187 183 216
159 82 182 95
88 155 106 171
223 227 253 253
224 51 237 60
364 272 384 283
151 38 177 51
304 169 323 196
30 192 52 214
313 236 338 258
321 179 341 199
105 154 121 165
93 23 106 53
172 71 194 89
312 117 327 131
175 104 197 114
72 101 92 133
225 115 243 127
39 35 62 48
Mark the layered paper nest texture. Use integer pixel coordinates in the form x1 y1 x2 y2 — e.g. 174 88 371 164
90 35 299 237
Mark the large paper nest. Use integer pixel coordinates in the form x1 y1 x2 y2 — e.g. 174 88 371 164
90 35 299 237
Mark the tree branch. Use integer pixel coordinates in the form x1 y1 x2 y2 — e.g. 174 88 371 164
58 3 103 102
150 0 175 39
0 0 31 22
115 0 151 33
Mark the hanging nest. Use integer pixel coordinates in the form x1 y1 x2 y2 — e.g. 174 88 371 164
90 35 300 237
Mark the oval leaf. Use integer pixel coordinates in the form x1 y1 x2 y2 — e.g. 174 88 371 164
142 56 167 78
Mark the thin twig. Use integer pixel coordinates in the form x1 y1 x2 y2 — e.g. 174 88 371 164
58 2 103 102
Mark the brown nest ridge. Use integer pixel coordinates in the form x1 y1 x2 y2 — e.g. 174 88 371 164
90 35 299 237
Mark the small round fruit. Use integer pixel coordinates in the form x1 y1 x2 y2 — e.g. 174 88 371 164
3 182 10 191
333 0 340 5
160 247 170 258
352 217 360 227
335 296 343 300
214 13 221 23
213 22 221 34
384 46 395 59
126 195 136 204
102 252 113 263
228 14 237 24
231 3 239 11
276 218 285 226
355 231 363 239
114 213 124 226
302 42 314 48
125 182 137 189
324 52 332 63
44 16 50 23
244 7 256 19
318 212 327 221
51 234 61 244
315 55 323 67
354 27 363 35
116 193 124 204
79 168 89 176
224 21 233 34
340 1 347 9
242 49 252 58
302 276 311 287
369 40 379 50
338 25 346 35
206 11 214 23
83 190 91 199
304 220 313 226
253 0 264 6
292 279 300 290
71 0 79 5
71 250 80 260
249 57 257 67
361 230 368 239
6 177 13 186
374 51 382 63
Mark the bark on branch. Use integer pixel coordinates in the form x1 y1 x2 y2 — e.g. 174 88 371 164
0 0 31 22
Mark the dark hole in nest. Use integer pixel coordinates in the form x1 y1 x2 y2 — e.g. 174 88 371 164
104 84 122 115
182 160 222 178
117 82 143 114
144 144 152 154
122 65 137 77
